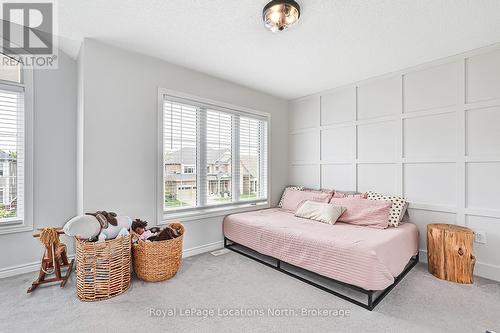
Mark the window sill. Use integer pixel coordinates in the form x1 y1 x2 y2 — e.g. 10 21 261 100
161 201 270 224
0 219 32 235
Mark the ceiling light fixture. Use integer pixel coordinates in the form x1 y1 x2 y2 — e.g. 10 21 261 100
263 0 301 33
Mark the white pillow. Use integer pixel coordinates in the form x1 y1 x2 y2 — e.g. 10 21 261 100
294 201 346 225
63 215 101 239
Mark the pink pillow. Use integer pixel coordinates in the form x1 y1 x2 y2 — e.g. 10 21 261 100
329 197 391 229
281 189 333 212
333 191 367 198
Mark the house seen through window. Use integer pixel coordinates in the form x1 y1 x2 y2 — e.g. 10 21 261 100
163 97 268 212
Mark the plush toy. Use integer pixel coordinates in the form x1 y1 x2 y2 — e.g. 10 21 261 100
131 219 157 242
63 212 132 241
131 219 148 233
131 219 183 242
155 226 179 241
117 227 129 238
98 215 132 240
86 211 118 227
149 227 161 234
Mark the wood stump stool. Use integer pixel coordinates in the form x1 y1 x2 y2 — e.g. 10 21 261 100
427 224 476 284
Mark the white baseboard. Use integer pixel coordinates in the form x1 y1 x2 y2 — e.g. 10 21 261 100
0 241 225 279
0 254 75 279
5 244 497 282
418 249 500 282
182 240 224 258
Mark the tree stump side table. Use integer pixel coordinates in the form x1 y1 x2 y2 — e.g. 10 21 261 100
427 224 476 284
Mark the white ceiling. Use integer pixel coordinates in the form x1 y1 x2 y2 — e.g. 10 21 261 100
58 0 500 100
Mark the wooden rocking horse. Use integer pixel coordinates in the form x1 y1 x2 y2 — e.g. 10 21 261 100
27 227 74 293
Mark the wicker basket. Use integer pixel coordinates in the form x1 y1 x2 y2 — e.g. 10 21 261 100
132 223 184 282
75 235 131 301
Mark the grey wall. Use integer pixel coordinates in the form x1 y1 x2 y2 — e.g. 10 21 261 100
0 51 77 274
78 39 288 253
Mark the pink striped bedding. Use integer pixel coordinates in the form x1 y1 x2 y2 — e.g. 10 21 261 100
223 208 419 291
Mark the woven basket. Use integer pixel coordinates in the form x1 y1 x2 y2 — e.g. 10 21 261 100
132 223 184 282
75 235 131 301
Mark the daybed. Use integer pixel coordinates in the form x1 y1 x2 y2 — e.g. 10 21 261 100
223 207 419 310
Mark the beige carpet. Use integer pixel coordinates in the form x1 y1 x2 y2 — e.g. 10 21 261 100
1 250 499 333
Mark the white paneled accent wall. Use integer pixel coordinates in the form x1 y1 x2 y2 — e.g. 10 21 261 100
288 45 500 281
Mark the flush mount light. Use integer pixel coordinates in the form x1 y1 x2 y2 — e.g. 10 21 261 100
263 0 301 32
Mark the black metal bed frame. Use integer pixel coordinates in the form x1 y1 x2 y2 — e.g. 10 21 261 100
224 237 419 311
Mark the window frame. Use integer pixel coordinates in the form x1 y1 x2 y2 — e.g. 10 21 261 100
0 65 34 235
182 165 195 174
157 88 271 223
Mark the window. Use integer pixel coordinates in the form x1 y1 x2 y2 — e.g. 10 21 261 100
239 117 267 200
163 102 197 209
183 165 195 174
161 92 268 215
206 109 232 205
0 54 31 231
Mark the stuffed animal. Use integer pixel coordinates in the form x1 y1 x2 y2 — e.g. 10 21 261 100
117 227 129 238
131 219 183 242
131 219 148 233
98 215 132 239
155 226 179 241
63 212 132 241
149 227 161 234
86 211 118 227
131 219 157 242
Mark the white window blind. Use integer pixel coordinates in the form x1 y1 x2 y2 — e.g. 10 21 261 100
0 84 24 222
162 96 268 213
239 117 266 201
163 101 197 210
206 109 232 205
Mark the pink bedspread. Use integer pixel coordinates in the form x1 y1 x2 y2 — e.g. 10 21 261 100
223 208 419 291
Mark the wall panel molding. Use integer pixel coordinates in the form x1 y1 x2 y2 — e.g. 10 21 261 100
288 44 500 281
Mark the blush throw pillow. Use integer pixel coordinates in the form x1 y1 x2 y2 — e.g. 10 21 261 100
278 186 304 207
281 188 333 212
329 197 392 229
366 191 408 227
294 201 346 225
333 191 368 198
